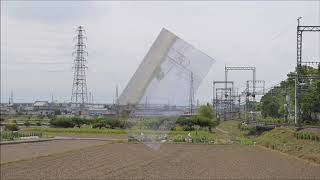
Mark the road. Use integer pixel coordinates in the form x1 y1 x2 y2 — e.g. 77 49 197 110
1 143 320 179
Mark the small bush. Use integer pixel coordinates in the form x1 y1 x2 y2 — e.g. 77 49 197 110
294 131 319 142
176 115 219 129
5 123 19 131
50 117 75 128
183 126 195 131
35 121 42 126
10 119 17 124
192 136 209 143
24 120 31 127
173 135 185 142
71 117 86 128
170 126 176 131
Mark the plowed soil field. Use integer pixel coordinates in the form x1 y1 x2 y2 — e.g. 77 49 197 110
1 142 320 179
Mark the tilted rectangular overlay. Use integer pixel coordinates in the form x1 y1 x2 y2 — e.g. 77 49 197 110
119 28 215 106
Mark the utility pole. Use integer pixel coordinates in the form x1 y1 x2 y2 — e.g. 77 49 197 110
88 91 92 105
91 93 94 104
9 91 13 105
284 88 289 123
189 72 194 115
115 85 119 115
71 26 89 115
51 94 54 103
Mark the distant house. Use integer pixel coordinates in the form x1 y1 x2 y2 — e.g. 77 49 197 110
33 101 52 115
0 103 17 115
88 107 110 116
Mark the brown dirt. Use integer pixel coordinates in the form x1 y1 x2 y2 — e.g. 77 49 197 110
0 140 109 164
1 143 320 179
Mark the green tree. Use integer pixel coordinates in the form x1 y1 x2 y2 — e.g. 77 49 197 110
5 123 19 131
54 109 61 115
24 120 31 127
197 104 214 119
50 117 75 128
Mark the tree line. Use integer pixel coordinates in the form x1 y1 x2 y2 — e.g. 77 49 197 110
259 65 320 124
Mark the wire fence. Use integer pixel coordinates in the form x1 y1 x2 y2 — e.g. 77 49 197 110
0 131 43 141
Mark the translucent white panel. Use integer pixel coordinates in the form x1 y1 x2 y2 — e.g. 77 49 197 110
119 28 215 106
139 37 214 106
122 28 215 150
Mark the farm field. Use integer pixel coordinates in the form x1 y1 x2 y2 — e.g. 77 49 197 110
1 143 320 179
0 140 109 164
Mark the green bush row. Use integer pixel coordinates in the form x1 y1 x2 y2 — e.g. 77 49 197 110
49 116 126 129
237 123 256 135
172 135 212 143
294 131 319 141
1 131 43 141
176 115 219 128
4 123 19 131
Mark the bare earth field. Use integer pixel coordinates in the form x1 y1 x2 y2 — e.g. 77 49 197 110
1 143 320 179
0 140 109 164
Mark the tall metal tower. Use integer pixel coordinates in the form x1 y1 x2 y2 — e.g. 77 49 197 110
294 17 320 127
225 66 256 121
71 26 88 113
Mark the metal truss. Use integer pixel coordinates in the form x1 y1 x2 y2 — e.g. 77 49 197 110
225 66 257 121
295 17 320 127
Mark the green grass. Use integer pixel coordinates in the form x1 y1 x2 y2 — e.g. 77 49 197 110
256 115 287 124
255 127 320 164
24 127 127 135
168 129 217 144
167 122 253 144
215 120 254 145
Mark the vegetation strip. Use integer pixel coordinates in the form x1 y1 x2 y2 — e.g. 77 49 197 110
0 138 54 145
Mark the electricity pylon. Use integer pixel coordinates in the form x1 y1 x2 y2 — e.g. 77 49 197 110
71 26 89 115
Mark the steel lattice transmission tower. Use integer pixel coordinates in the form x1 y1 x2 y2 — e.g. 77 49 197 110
71 26 88 113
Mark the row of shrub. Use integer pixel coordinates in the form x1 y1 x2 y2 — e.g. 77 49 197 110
0 131 43 141
176 116 219 128
49 116 126 129
255 115 287 124
2 121 42 132
4 123 19 131
294 131 319 142
172 135 213 143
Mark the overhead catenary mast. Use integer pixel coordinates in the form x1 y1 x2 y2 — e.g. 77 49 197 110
294 17 320 127
71 26 89 114
189 72 194 114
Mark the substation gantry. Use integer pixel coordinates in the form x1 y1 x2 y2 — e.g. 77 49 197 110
225 66 257 121
294 17 320 127
213 81 234 120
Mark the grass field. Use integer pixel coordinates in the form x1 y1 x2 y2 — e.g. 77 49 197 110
255 127 320 164
24 127 126 134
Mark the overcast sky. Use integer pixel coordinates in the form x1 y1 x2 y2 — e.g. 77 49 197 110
1 1 319 104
